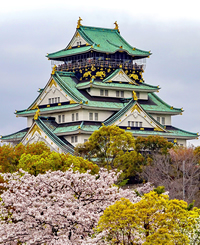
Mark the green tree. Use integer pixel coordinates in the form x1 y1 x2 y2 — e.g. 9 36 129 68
135 135 174 164
75 126 143 183
96 191 200 245
0 142 51 173
18 151 99 176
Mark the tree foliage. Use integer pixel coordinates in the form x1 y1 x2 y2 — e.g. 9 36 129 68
135 135 174 163
75 125 135 169
0 142 98 176
18 151 99 176
0 169 153 244
75 126 144 183
142 146 200 206
0 142 51 173
93 191 200 245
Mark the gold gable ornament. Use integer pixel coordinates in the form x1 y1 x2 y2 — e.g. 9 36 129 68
114 21 120 32
51 65 57 75
34 108 40 120
77 17 83 29
132 91 138 101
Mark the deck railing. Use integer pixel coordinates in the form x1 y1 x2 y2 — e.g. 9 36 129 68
55 59 145 71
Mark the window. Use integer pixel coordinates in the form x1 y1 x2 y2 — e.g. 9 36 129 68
128 121 142 127
72 136 78 143
105 90 108 96
62 115 65 123
72 113 75 121
89 113 93 120
95 113 98 121
48 97 60 104
136 92 140 99
116 91 124 98
58 115 61 123
100 89 104 96
157 117 160 123
162 117 165 125
76 113 79 121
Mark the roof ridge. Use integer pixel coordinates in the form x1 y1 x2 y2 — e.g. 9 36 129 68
37 118 74 154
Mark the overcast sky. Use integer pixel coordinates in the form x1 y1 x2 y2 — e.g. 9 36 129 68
1 0 200 146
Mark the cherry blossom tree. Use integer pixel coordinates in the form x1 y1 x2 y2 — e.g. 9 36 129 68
0 169 153 244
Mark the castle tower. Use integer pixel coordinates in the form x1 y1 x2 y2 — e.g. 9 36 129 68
1 19 198 152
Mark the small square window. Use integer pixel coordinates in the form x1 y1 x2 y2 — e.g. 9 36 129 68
157 117 160 123
58 115 61 123
75 136 78 143
131 121 134 127
162 117 165 125
62 115 65 123
95 113 98 121
105 90 108 96
139 122 142 127
116 91 119 97
128 121 131 127
71 136 74 143
76 113 79 121
52 98 54 104
49 98 51 104
100 89 104 96
58 97 60 103
121 91 124 98
72 113 75 121
89 113 93 120
135 122 138 127
55 97 57 103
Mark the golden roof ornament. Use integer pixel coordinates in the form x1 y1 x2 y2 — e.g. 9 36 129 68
132 91 138 101
114 21 119 32
34 108 40 120
77 17 83 29
51 65 57 75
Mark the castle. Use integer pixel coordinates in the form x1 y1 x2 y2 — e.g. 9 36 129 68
1 18 198 152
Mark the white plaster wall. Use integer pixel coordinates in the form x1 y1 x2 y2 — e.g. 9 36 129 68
177 139 186 147
64 134 91 147
27 117 34 127
118 114 153 128
151 114 171 125
139 92 148 100
40 86 68 105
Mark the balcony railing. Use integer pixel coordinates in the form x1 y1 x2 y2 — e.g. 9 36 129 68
54 59 145 72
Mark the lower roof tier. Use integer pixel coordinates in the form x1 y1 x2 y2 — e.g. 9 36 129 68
1 117 198 153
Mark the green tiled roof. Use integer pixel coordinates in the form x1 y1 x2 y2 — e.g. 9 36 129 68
1 128 29 141
53 72 88 103
126 127 197 139
47 25 151 59
76 80 158 91
36 118 74 154
142 93 182 114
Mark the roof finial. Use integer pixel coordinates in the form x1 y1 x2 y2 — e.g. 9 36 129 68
34 108 40 121
77 17 83 29
114 21 119 32
132 91 138 101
